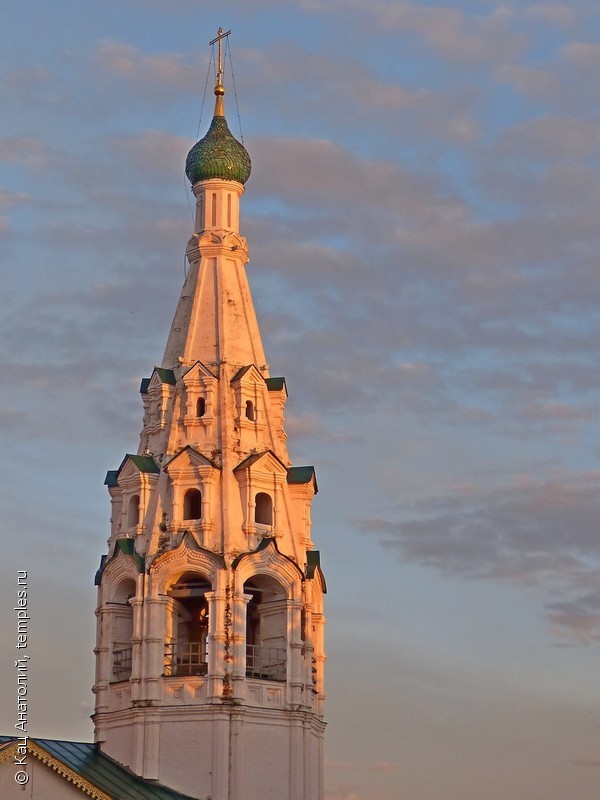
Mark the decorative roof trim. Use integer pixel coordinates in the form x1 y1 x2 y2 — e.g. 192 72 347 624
163 444 220 471
181 360 218 381
150 532 226 574
233 449 288 474
95 538 144 585
230 363 263 384
28 740 111 800
231 536 304 582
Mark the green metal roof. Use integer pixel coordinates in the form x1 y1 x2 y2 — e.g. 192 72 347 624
0 737 198 799
154 367 176 385
265 376 287 393
306 550 327 592
185 115 251 186
287 465 318 493
140 368 175 394
126 454 160 474
95 538 144 585
104 470 119 487
105 455 159 491
94 555 107 586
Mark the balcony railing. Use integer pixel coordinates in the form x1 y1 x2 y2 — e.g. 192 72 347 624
246 644 286 682
164 641 208 677
112 643 132 682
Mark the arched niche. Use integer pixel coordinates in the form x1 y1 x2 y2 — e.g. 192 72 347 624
164 571 212 677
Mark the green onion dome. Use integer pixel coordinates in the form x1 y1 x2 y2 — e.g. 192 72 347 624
185 114 251 186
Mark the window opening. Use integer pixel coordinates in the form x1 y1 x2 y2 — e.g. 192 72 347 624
128 495 140 527
244 576 287 681
183 488 202 520
245 400 255 421
111 579 135 682
196 397 206 417
165 574 211 677
255 492 273 526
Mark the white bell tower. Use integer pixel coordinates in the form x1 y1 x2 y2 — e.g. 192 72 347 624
92 29 326 800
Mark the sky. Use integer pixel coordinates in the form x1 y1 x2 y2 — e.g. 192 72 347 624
0 1 599 798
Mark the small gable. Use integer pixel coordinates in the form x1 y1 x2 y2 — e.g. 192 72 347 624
116 454 160 483
164 445 218 472
104 455 160 489
141 367 177 395
265 376 287 395
234 449 288 477
182 360 217 381
95 538 144 585
287 465 318 493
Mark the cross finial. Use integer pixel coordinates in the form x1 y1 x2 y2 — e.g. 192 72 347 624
209 27 231 103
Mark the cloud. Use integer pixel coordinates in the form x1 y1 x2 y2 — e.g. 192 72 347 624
562 41 600 69
495 116 600 160
106 130 191 181
546 591 600 644
0 136 54 172
308 0 526 64
527 4 577 28
573 757 600 768
358 472 600 641
238 44 481 145
94 40 200 96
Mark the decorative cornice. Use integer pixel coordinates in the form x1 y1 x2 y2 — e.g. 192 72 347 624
0 740 112 799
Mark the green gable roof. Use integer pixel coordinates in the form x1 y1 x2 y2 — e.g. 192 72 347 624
104 470 119 487
126 454 160 474
265 376 287 394
140 368 175 394
154 367 176 385
287 465 318 493
105 455 160 490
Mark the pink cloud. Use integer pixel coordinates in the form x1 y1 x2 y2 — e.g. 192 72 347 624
315 0 526 63
94 40 199 93
527 3 577 28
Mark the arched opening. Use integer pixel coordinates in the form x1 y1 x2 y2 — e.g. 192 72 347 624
127 495 139 528
196 397 206 418
183 488 202 520
164 572 211 676
211 192 217 227
111 578 136 682
255 492 273 526
244 574 287 681
245 400 255 421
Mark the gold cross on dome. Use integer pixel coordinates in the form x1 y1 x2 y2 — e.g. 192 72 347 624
209 27 232 89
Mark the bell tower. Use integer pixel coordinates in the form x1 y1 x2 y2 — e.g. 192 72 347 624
92 29 326 800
